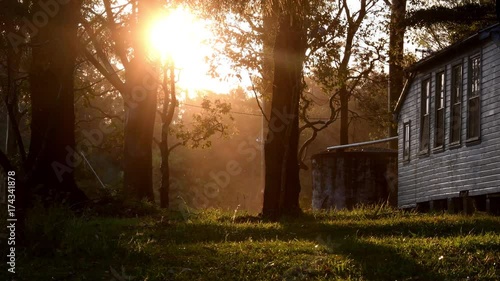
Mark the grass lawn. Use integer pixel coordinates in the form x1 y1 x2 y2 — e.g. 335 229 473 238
3 205 500 281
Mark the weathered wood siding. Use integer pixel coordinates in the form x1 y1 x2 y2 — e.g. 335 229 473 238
397 40 500 208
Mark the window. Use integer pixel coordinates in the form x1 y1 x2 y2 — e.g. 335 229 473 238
434 71 445 148
420 78 430 154
450 64 462 144
467 55 480 141
403 121 411 161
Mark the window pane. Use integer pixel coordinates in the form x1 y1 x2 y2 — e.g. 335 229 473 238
467 96 479 139
420 78 431 152
451 65 462 144
435 72 445 148
422 79 430 115
420 115 429 152
451 103 461 143
467 56 480 140
404 123 410 160
470 57 480 97
426 81 430 114
453 65 462 103
436 109 444 147
436 72 445 109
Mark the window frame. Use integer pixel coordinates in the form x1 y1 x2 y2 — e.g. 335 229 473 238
466 54 481 143
434 70 446 151
403 121 411 162
450 63 463 147
419 77 431 155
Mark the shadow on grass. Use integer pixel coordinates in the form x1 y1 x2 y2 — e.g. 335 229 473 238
15 210 499 281
147 213 500 280
157 214 500 245
13 216 153 281
331 237 444 280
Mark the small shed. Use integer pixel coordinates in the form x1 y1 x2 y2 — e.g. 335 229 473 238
311 139 398 210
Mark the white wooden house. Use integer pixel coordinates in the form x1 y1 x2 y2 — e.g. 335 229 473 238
394 24 500 212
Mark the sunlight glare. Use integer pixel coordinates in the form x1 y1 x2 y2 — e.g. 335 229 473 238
150 8 205 63
148 7 245 96
149 8 205 94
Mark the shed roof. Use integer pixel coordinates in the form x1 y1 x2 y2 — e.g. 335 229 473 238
393 23 500 115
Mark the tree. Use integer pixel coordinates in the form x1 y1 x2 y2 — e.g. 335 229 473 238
310 0 384 146
157 63 233 208
388 0 406 149
72 52 125 196
25 0 88 206
261 0 309 219
201 0 386 218
405 0 497 49
200 0 311 218
198 0 298 218
355 72 392 139
0 0 91 243
81 0 162 201
158 63 177 208
0 5 28 162
160 89 258 211
294 0 389 174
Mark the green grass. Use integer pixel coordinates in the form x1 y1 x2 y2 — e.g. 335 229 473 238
3 206 500 281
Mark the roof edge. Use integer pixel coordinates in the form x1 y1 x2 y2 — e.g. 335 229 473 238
407 23 500 72
393 23 500 118
393 72 416 116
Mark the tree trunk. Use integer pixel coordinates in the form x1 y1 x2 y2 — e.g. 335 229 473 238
282 113 301 215
122 0 159 202
123 58 157 202
262 10 306 219
159 64 177 208
27 0 87 206
259 0 278 207
159 136 170 208
5 107 19 157
79 0 159 203
388 0 406 149
261 0 278 97
5 40 21 159
339 87 349 145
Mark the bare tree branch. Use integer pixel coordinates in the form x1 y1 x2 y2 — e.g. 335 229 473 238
103 0 130 67
249 75 269 122
86 101 122 121
81 19 119 76
82 48 126 94
168 142 182 153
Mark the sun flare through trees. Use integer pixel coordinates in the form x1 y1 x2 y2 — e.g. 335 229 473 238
148 7 223 95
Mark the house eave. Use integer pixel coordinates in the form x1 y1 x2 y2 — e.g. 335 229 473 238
407 23 500 72
393 72 415 118
392 23 500 118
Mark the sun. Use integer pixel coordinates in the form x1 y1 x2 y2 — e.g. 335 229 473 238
149 8 208 85
148 7 243 95
150 8 204 62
